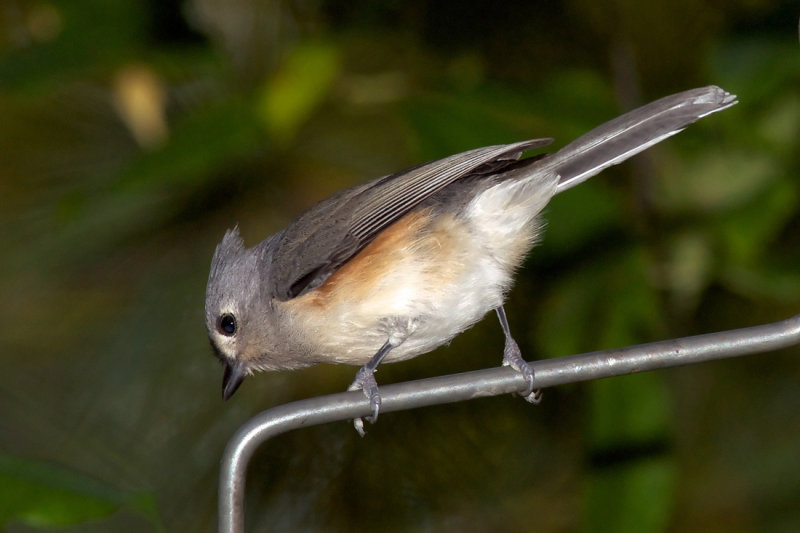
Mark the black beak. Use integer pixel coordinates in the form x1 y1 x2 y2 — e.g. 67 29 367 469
222 361 246 400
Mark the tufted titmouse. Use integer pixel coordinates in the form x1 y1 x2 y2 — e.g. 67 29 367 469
206 86 736 434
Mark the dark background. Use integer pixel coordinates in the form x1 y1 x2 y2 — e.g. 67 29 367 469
1 1 799 531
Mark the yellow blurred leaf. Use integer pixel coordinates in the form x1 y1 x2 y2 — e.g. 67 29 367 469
257 41 341 144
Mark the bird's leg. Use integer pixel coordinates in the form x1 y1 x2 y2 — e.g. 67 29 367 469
496 305 542 403
348 338 396 436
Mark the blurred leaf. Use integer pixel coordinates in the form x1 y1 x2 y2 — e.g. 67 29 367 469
757 92 800 155
0 453 161 529
656 149 777 214
583 457 675 533
662 230 714 310
716 176 797 265
257 41 341 144
723 263 800 303
588 373 671 448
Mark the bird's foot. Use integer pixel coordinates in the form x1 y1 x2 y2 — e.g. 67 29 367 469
502 337 542 404
347 365 382 436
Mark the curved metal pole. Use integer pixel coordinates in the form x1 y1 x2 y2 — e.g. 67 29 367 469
220 314 800 532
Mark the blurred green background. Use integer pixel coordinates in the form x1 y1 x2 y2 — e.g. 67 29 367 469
2 0 800 531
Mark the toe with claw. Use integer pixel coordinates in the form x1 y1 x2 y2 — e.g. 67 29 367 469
501 336 542 404
347 365 382 436
495 306 542 403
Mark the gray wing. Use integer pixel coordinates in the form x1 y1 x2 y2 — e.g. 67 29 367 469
546 85 737 193
270 138 553 299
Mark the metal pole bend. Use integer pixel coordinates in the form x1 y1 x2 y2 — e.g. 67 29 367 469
219 313 800 532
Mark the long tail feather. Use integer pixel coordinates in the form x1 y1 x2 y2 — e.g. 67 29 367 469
545 86 737 194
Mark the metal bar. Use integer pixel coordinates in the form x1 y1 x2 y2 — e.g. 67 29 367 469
219 313 800 532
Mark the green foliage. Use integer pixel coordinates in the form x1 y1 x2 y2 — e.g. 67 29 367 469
583 456 676 533
0 454 161 529
257 41 342 144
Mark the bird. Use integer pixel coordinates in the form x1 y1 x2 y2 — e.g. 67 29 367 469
205 85 736 435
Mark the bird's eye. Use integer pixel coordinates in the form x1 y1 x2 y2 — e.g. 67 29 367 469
218 313 237 336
